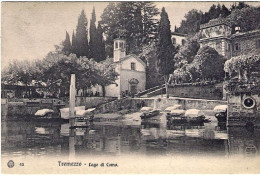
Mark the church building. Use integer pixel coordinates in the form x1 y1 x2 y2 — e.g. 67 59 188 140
105 38 146 98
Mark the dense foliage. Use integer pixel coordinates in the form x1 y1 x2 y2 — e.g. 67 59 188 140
100 2 159 57
224 54 260 81
139 44 164 89
176 2 260 35
172 46 225 83
2 53 118 96
189 46 226 81
61 9 106 62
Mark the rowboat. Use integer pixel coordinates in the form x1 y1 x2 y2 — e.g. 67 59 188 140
214 105 228 122
184 109 206 124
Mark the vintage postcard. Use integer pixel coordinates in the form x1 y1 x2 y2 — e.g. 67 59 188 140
1 1 260 174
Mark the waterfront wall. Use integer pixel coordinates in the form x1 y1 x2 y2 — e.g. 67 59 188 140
2 97 115 118
96 97 227 114
168 83 224 100
144 82 224 100
61 96 116 108
4 98 63 117
2 96 227 118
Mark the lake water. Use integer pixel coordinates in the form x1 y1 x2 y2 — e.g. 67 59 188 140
2 113 260 158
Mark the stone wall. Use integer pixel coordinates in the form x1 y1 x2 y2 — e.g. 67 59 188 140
60 96 116 108
227 92 260 127
231 31 260 57
168 83 223 100
3 97 114 118
4 98 63 117
96 97 227 114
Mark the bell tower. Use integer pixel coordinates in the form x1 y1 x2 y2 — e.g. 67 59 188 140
113 38 126 62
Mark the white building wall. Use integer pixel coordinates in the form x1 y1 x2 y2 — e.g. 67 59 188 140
172 35 186 46
105 78 120 97
121 56 145 72
105 56 146 97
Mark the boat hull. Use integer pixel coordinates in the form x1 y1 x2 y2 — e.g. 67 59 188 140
140 110 160 120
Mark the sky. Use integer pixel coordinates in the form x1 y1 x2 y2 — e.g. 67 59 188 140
2 1 260 68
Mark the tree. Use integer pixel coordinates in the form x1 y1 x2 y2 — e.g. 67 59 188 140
171 36 200 83
62 31 72 56
237 2 250 9
89 8 98 60
190 46 225 81
174 37 200 67
225 7 260 33
156 7 176 98
139 2 160 44
208 4 217 19
96 23 106 62
100 2 120 58
139 44 164 89
220 5 230 18
2 59 42 97
215 4 222 18
176 9 203 35
224 54 260 81
100 2 159 56
71 30 76 54
90 58 118 97
38 53 105 96
75 10 89 57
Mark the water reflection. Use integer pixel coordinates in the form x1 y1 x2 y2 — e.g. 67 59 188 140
1 115 260 158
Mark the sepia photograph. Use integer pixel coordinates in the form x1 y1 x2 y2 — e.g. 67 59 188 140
1 1 260 174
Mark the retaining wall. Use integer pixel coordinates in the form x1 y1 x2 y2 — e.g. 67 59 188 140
2 97 115 118
168 83 224 100
96 97 227 113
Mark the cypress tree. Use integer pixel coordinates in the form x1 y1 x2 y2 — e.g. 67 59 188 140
96 23 106 62
156 7 176 98
62 31 72 56
75 10 89 57
71 30 77 55
89 8 98 59
221 5 230 18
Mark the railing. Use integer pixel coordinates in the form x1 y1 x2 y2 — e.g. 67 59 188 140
136 84 165 97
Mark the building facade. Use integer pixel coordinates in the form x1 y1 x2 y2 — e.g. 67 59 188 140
105 38 146 98
199 18 260 59
171 32 187 46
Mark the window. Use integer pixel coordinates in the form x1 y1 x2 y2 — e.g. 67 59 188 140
119 42 125 49
172 37 176 45
234 43 240 51
131 62 136 70
227 43 230 51
115 42 118 49
181 39 186 46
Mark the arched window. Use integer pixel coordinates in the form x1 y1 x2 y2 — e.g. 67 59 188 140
120 42 124 48
172 37 176 45
181 39 186 46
